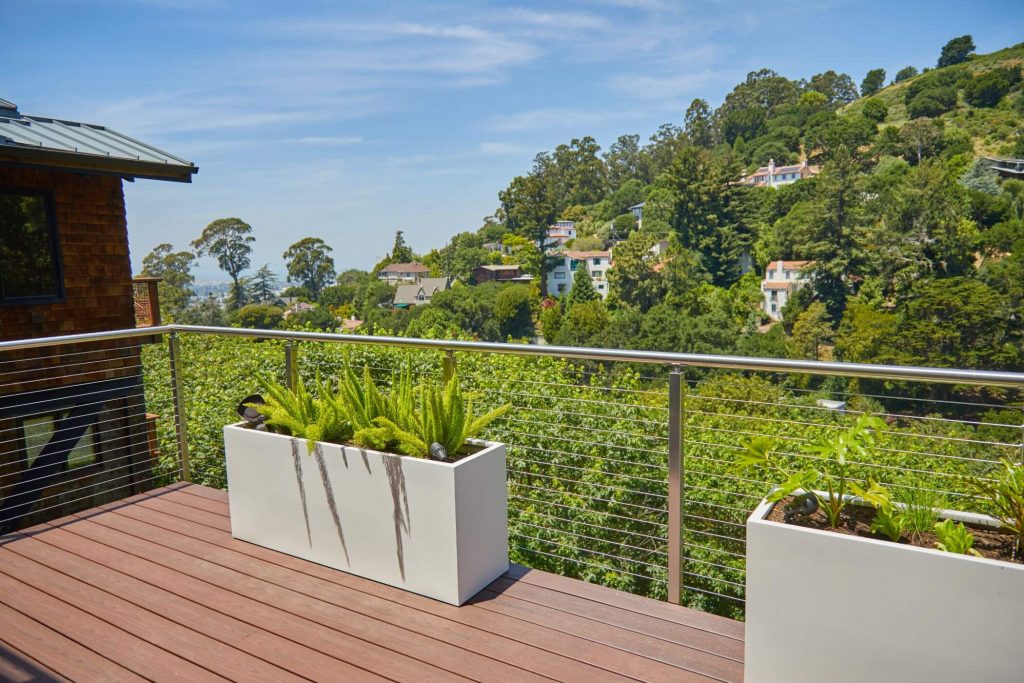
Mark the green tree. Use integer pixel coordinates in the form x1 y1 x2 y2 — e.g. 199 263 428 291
662 147 744 286
494 285 534 339
553 299 610 347
861 98 888 123
141 243 195 321
893 66 918 83
806 70 859 108
235 303 284 330
959 159 1001 195
390 230 415 263
499 166 558 296
964 67 1020 108
192 217 255 310
606 231 664 312
567 265 598 308
283 237 336 297
789 302 832 359
247 264 280 304
884 278 1018 369
937 35 975 68
539 301 563 341
860 69 886 97
603 134 644 189
685 98 715 148
899 118 945 164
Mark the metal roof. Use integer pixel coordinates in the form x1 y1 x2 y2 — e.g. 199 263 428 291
0 100 197 182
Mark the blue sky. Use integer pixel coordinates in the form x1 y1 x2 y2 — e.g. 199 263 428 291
3 0 1021 280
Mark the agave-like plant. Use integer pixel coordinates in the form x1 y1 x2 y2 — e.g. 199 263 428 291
254 373 352 450
344 365 508 458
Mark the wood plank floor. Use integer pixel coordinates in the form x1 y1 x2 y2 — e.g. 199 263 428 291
0 483 744 682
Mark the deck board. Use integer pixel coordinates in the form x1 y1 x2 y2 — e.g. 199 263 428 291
0 484 744 682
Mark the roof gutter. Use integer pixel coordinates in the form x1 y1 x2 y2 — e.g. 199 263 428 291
0 145 198 183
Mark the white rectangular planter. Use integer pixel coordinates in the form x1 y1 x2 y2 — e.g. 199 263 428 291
224 424 508 605
745 497 1024 683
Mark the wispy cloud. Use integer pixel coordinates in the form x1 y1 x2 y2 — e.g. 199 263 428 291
290 136 363 146
478 141 535 156
487 108 613 133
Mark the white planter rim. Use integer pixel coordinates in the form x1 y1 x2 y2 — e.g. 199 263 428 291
226 421 500 467
749 491 1019 569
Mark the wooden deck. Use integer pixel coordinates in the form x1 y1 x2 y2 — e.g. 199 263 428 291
0 483 744 682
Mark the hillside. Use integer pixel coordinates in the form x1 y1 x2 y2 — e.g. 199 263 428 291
843 42 1024 156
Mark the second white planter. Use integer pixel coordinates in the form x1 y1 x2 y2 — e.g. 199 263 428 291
224 423 509 605
745 496 1024 683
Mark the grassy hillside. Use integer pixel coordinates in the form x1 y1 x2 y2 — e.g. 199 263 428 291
843 43 1024 157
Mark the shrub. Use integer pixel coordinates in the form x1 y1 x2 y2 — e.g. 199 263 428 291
861 98 889 123
963 68 1021 108
893 66 918 83
907 89 956 118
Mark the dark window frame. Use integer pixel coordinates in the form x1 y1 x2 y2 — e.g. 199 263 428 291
0 187 65 305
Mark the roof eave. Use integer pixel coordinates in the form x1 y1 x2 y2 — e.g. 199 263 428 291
0 145 198 183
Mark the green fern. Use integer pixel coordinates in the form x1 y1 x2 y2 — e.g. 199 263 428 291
253 374 352 451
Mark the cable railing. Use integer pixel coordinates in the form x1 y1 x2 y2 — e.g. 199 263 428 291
1 323 1022 619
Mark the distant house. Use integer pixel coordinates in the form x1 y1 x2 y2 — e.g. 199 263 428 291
340 316 363 333
983 156 1024 179
761 260 813 320
393 277 450 308
629 202 645 231
0 96 196 532
548 250 613 299
377 262 430 283
283 301 314 319
472 264 533 285
544 221 576 248
650 239 670 257
738 159 820 188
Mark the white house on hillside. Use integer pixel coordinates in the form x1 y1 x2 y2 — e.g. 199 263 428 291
738 160 820 188
761 259 813 320
547 250 612 299
377 262 430 283
545 221 576 248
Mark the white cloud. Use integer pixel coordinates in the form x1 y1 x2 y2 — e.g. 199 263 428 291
607 69 718 100
478 141 535 156
290 136 363 146
487 108 611 133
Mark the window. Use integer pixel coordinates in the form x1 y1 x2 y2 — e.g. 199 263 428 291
592 258 601 265
554 271 565 280
591 270 601 278
22 413 97 470
0 189 62 303
771 303 777 313
557 284 566 293
597 284 605 290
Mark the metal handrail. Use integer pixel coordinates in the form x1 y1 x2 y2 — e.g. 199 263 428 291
3 323 1024 387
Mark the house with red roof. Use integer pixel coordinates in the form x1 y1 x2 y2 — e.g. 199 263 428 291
761 259 813 320
738 159 820 188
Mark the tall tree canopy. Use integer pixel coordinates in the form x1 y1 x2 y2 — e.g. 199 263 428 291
860 68 886 97
141 243 195 321
283 237 336 297
191 217 254 309
937 35 975 68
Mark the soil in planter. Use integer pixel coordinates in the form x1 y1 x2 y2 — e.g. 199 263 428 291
247 423 488 463
767 497 1022 565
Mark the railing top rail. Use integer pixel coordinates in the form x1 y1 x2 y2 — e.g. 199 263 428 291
2 323 1024 388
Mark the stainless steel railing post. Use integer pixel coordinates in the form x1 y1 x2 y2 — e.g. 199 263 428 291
168 331 191 482
667 366 684 604
284 341 298 391
443 349 456 383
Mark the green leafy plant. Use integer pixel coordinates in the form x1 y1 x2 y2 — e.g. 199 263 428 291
737 414 887 528
933 519 981 556
968 459 1024 559
346 366 509 458
253 374 351 450
261 363 510 459
849 478 906 542
895 487 945 543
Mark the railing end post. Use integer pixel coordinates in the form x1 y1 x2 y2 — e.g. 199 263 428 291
668 364 685 604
